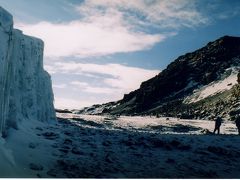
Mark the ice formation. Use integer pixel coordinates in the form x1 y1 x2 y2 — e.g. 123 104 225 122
0 7 55 136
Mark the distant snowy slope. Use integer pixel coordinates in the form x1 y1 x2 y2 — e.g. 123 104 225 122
184 66 239 103
0 7 55 136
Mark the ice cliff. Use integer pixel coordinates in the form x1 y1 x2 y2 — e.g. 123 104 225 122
0 7 55 136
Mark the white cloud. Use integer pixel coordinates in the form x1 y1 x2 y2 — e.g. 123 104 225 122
17 18 164 58
15 0 208 58
70 81 118 94
48 61 159 109
70 81 112 94
76 0 208 29
48 62 159 108
70 81 89 88
47 62 160 92
53 84 67 89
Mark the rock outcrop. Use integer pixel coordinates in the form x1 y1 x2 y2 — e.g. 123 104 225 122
0 7 55 136
80 36 240 119
116 36 240 114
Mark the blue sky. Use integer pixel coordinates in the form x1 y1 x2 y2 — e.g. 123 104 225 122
0 0 240 109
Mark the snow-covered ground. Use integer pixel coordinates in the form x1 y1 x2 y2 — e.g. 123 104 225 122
59 113 238 135
1 113 240 178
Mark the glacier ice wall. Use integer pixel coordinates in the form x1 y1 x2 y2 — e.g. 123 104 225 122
0 7 55 136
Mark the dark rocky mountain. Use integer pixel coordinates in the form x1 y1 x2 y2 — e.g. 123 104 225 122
79 36 240 120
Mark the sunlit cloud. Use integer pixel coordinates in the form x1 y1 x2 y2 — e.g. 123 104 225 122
71 81 119 94
15 0 209 58
47 62 160 92
76 0 209 29
48 62 160 108
17 19 165 58
70 81 117 94
53 84 67 89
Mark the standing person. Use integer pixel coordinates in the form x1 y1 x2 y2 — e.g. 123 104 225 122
235 115 240 135
213 116 222 134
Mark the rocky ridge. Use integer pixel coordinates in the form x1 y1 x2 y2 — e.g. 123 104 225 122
78 36 240 120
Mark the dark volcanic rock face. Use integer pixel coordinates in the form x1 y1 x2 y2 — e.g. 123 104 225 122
112 36 240 115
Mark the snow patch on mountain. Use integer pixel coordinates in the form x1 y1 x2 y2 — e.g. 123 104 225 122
76 102 120 115
184 66 239 103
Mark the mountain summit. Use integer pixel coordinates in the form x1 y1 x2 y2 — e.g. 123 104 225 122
80 36 240 119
